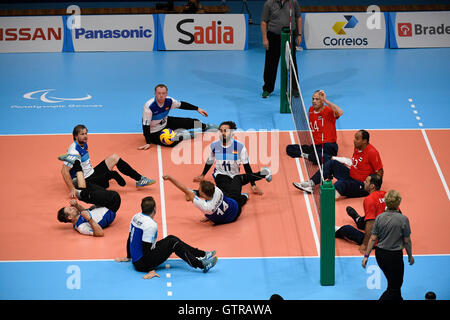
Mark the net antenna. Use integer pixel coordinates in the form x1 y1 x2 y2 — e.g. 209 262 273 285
240 0 253 24
285 42 324 185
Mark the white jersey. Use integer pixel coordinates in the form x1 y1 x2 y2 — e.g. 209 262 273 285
129 213 158 263
192 187 239 224
64 141 94 179
142 96 182 133
207 139 250 178
73 207 116 236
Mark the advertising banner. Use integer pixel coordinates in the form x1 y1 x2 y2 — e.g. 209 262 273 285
158 14 248 50
302 12 389 49
389 11 450 48
0 16 64 53
70 15 157 52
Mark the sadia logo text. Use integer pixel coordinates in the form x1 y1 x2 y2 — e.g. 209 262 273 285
176 19 234 45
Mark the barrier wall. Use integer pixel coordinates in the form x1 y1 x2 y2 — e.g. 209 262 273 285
1 11 449 52
301 12 389 49
0 14 248 52
389 11 450 48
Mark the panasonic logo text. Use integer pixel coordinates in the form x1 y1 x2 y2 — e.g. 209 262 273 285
75 26 152 39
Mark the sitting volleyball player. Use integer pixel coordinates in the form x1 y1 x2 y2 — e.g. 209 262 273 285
115 196 217 279
57 159 120 236
138 83 218 150
163 173 270 224
193 121 272 196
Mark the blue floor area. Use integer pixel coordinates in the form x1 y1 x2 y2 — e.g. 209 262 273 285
1 256 448 300
1 40 449 301
1 48 449 136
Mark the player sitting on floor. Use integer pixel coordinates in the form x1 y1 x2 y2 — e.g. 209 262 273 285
163 173 270 225
57 160 120 237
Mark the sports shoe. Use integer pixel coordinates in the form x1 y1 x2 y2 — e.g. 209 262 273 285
199 250 216 261
292 181 314 193
261 91 271 98
202 256 218 273
335 226 344 239
58 153 81 164
136 176 156 187
346 206 360 222
260 167 272 182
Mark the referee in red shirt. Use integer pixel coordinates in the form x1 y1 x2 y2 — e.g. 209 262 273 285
287 90 343 164
335 174 387 253
293 130 384 199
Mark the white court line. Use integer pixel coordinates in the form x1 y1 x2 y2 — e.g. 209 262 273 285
157 144 168 237
1 253 448 263
421 129 450 201
289 131 320 256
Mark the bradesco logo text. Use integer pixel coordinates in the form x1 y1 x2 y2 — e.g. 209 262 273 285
75 26 152 39
398 22 450 37
324 15 368 46
0 27 61 41
176 19 234 45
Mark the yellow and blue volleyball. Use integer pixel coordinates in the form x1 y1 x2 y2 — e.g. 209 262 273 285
159 128 176 145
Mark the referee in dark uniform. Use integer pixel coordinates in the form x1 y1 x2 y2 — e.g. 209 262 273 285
362 190 414 300
261 0 302 98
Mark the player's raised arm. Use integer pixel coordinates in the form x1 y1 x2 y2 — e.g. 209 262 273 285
163 175 196 201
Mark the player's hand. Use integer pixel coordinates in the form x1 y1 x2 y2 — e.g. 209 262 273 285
319 90 327 103
197 108 208 117
408 256 415 265
70 199 78 207
263 38 269 50
143 270 160 279
362 257 368 269
296 35 302 46
115 257 130 263
138 144 151 150
162 175 172 181
69 188 77 199
251 185 264 195
193 174 204 182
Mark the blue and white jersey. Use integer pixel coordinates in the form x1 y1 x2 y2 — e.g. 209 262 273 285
129 213 158 263
207 139 250 178
64 141 94 179
73 207 116 236
193 187 239 224
142 96 182 133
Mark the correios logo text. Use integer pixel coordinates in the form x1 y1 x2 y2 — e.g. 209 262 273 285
176 19 234 45
324 15 368 46
23 89 92 103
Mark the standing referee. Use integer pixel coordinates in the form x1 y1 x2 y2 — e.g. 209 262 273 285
362 190 414 300
261 0 302 98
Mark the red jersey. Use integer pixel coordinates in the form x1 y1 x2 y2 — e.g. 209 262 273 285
363 190 386 221
349 144 383 182
308 106 339 145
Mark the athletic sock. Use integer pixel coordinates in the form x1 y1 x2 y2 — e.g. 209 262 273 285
116 158 141 181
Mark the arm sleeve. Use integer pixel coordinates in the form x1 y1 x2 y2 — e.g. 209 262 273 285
369 149 383 172
142 125 152 144
193 196 215 214
76 223 93 236
201 163 213 176
179 101 199 111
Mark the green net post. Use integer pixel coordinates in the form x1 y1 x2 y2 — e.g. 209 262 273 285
280 28 291 114
320 180 335 286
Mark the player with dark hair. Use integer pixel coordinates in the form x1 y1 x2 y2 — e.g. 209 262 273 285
286 89 343 164
163 171 269 225
293 129 384 199
194 121 272 196
57 160 120 237
335 174 388 253
139 84 218 150
115 196 218 279
59 124 155 198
